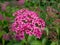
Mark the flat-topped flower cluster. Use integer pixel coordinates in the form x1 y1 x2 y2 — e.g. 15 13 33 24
11 9 45 40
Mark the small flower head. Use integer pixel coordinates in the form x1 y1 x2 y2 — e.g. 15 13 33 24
3 34 10 41
11 8 45 40
1 2 9 11
16 0 25 6
0 14 4 20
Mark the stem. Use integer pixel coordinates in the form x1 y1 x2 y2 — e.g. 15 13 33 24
2 39 5 45
39 0 40 7
25 37 28 45
56 27 59 45
26 42 28 45
25 34 29 45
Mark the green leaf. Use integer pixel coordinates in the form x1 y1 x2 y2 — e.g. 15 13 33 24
7 41 13 45
27 36 35 42
13 43 22 45
42 38 47 45
50 0 55 3
50 41 58 45
7 41 24 45
0 21 2 26
27 36 32 42
40 12 46 20
45 27 49 36
31 40 42 45
0 31 6 38
2 39 5 45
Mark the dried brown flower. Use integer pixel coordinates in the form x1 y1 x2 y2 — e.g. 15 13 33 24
53 19 60 25
47 31 57 41
46 6 58 18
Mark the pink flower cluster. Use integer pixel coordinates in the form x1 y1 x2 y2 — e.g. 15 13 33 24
16 0 25 6
11 9 45 40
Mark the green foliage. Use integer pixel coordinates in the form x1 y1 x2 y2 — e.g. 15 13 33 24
51 41 58 45
0 31 6 38
31 40 42 45
42 37 47 45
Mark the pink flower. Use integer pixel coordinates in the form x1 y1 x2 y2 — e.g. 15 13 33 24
11 8 45 40
1 2 9 11
0 14 4 20
15 0 25 6
3 34 10 41
15 31 25 40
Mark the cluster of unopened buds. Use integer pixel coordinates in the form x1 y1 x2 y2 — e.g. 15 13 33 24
11 8 45 40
